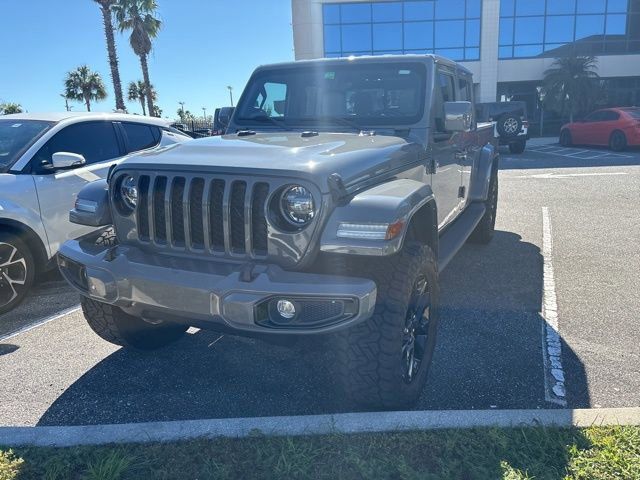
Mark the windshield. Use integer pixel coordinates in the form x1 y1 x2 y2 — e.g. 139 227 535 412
235 62 427 130
0 119 54 172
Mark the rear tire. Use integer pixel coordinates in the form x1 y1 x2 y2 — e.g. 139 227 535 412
559 129 573 147
334 242 440 410
609 130 627 152
508 139 526 154
469 167 498 244
0 232 36 315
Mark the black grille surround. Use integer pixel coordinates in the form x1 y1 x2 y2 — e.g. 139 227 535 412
111 171 323 264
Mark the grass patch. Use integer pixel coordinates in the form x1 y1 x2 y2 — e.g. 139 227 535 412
1 425 639 479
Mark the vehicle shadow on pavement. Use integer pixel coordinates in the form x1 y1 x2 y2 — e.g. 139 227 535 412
37 232 590 426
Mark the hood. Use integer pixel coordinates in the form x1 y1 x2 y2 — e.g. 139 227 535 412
118 132 424 193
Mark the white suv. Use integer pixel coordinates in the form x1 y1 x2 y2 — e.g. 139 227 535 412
0 112 190 314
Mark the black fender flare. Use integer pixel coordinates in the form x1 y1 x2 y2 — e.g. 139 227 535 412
468 142 498 203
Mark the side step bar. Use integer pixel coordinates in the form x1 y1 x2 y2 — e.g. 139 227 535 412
437 203 486 273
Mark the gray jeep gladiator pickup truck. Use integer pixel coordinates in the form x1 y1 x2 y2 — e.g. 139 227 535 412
58 55 498 409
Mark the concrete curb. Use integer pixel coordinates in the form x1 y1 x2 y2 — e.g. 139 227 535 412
2 408 640 448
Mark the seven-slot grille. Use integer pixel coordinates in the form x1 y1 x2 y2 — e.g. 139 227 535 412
133 174 270 258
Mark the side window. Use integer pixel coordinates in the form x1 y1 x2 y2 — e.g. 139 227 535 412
122 123 160 153
434 71 455 133
585 111 605 122
33 121 120 168
255 82 287 117
457 76 471 102
602 111 620 121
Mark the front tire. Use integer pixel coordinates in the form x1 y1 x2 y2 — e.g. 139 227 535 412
609 130 627 152
81 297 188 350
0 232 36 315
334 242 440 410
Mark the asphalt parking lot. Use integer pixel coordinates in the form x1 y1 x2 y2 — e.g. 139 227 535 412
1 140 639 427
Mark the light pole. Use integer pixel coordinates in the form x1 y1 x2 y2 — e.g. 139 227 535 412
202 107 207 121
178 101 185 120
227 86 234 107
60 93 72 111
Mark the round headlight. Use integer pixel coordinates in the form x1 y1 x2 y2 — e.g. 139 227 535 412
280 185 315 226
120 176 138 210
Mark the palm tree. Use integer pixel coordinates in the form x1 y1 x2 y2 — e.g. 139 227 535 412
93 0 125 111
0 102 23 115
64 65 108 112
127 79 156 115
543 56 599 122
113 0 161 116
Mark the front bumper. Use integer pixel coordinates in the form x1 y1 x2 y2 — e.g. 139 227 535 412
58 231 377 336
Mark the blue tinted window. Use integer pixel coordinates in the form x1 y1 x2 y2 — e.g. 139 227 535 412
514 44 543 56
576 0 606 14
373 23 403 50
435 48 464 60
575 15 605 39
516 0 544 16
326 52 341 58
324 25 341 52
341 3 371 23
499 45 513 58
434 0 465 19
500 0 515 16
606 14 627 34
607 0 628 13
323 4 341 24
435 20 464 47
547 0 576 15
404 21 434 48
466 0 481 18
544 43 565 52
342 24 372 51
465 47 480 60
499 17 514 45
515 16 544 43
545 16 574 43
466 19 481 47
404 1 434 21
372 2 402 22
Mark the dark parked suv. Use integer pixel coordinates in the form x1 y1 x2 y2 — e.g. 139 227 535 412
476 101 529 154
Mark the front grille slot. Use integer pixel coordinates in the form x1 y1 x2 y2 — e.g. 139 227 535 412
229 181 247 254
170 177 186 246
189 178 205 249
134 174 270 259
136 175 150 240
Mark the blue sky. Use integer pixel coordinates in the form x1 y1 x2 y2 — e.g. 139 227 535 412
0 0 294 119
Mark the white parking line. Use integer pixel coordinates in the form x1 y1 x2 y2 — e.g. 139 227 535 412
0 306 80 343
528 145 633 159
541 207 567 406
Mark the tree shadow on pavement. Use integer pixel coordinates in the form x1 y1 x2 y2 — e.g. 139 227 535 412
37 231 590 426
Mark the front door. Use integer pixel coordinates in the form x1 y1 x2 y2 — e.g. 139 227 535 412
30 121 123 253
430 68 464 228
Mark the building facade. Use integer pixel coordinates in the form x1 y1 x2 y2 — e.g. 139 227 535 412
291 0 640 130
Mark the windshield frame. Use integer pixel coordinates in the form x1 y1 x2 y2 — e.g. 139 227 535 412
233 61 429 131
0 119 56 173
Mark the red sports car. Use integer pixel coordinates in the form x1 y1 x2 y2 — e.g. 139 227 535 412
559 107 640 151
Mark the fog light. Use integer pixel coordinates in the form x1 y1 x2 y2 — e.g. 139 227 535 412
276 299 296 319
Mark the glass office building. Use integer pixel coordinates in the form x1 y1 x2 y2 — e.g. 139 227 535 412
292 0 640 130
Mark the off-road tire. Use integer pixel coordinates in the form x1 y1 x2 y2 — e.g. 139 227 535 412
609 130 627 152
0 232 36 315
80 228 187 350
334 242 440 410
496 113 522 139
81 298 188 350
469 167 498 244
508 139 526 154
560 129 572 147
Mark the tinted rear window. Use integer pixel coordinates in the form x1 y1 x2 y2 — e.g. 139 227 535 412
122 123 160 152
0 120 55 171
624 109 640 119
